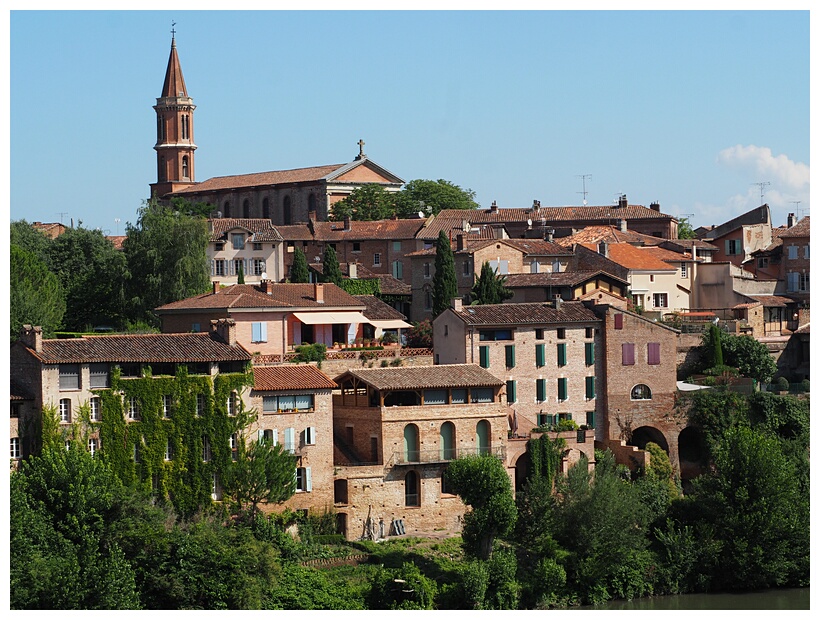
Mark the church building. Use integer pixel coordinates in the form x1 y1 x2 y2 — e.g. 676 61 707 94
149 35 404 225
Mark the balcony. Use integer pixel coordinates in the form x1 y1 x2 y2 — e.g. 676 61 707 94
390 445 504 465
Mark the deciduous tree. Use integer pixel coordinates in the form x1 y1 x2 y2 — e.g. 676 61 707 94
395 179 479 217
330 184 397 221
223 439 297 516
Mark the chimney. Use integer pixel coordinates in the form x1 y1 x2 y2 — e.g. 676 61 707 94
618 219 627 232
545 227 554 242
20 324 43 353
456 234 466 251
348 262 358 279
212 281 220 294
787 212 797 228
532 199 540 212
210 318 237 345
650 201 660 212
261 279 274 295
343 215 351 231
490 200 498 214
451 297 463 312
598 240 608 258
554 297 563 311
618 194 628 209
314 282 325 303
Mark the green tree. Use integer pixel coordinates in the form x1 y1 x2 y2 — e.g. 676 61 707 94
290 246 310 283
223 439 297 516
47 226 129 330
678 217 697 239
708 323 724 367
330 184 397 221
237 261 245 284
445 454 517 559
470 261 513 305
404 319 433 349
10 244 66 341
368 562 438 609
321 244 343 286
721 333 777 383
123 200 210 325
11 219 54 267
394 179 479 217
432 230 458 317
169 196 216 219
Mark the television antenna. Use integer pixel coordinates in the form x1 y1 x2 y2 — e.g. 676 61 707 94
791 201 807 220
57 212 68 224
752 181 771 205
576 174 591 205
114 218 121 235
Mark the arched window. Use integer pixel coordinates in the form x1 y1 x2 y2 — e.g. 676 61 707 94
403 423 419 462
631 384 652 400
157 114 165 141
262 197 270 220
476 420 490 455
182 156 189 179
223 201 231 218
158 156 166 182
308 193 317 213
440 421 456 460
243 199 250 218
283 196 292 225
181 114 189 139
405 470 419 506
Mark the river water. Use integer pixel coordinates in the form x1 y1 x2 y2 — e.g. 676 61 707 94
576 587 810 610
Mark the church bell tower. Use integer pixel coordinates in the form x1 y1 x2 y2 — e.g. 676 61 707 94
150 29 197 200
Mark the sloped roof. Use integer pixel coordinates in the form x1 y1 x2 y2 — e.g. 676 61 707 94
275 224 314 241
779 216 810 239
556 225 663 247
105 235 127 250
160 37 188 98
18 332 251 364
741 294 795 308
503 270 628 288
795 322 810 335
354 295 407 321
577 243 677 271
335 364 503 390
705 205 771 240
449 301 599 326
406 237 570 258
209 218 283 242
252 365 336 391
660 238 719 253
311 218 424 241
156 283 363 312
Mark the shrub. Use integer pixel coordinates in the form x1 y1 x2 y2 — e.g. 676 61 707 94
294 343 327 365
800 379 809 393
776 376 790 392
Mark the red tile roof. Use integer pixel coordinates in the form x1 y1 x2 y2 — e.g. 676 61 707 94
450 300 599 326
105 235 127 250
353 295 407 321
252 365 336 391
406 237 571 258
779 216 810 238
741 294 795 307
209 218 283 242
503 270 628 288
19 332 251 364
556 225 664 247
156 283 364 312
311 219 425 241
335 364 503 390
173 164 347 193
577 243 678 271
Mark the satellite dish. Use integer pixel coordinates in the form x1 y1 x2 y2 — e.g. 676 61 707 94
261 271 268 280
418 211 425 219
462 219 471 232
527 219 533 227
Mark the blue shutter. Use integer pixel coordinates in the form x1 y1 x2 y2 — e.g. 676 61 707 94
252 322 261 342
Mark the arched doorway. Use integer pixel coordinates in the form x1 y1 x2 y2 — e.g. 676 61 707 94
440 422 455 460
514 453 529 493
627 426 669 453
476 420 491 455
403 424 419 462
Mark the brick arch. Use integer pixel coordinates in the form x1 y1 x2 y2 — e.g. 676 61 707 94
627 425 669 453
513 451 529 493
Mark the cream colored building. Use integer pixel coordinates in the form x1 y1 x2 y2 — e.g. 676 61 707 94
207 218 285 285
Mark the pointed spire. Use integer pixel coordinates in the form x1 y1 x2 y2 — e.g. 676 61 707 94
160 30 188 99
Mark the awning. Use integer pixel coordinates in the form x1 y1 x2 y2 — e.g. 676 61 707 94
293 311 368 325
367 319 413 330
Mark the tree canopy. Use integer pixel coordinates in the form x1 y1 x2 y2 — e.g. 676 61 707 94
10 244 66 341
223 439 297 516
470 261 513 305
701 328 776 383
290 246 310 283
677 217 697 239
320 245 343 286
330 184 397 221
432 231 458 317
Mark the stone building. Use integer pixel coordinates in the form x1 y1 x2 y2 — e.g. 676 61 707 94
207 218 285 285
330 365 507 540
779 215 810 304
700 204 773 269
247 365 337 514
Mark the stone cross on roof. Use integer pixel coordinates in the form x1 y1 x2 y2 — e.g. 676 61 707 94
357 138 366 159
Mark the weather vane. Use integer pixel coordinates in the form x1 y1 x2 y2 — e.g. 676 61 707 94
171 21 176 39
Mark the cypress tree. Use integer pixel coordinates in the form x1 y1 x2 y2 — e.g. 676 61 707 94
321 245 343 286
432 230 458 317
237 262 245 284
290 246 310 283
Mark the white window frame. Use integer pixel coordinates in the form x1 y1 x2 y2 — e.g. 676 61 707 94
165 439 173 461
230 433 238 461
652 292 668 308
163 394 172 418
203 436 211 462
680 262 687 278
253 258 266 276
59 398 71 423
804 244 810 259
295 466 312 492
214 259 226 277
90 397 101 421
127 396 140 420
227 391 238 416
88 437 98 457
251 322 268 343
196 393 206 416
304 426 316 446
373 252 381 266
284 427 296 454
11 437 21 459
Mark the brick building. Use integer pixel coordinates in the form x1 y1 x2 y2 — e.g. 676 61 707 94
779 215 810 304
207 218 285 285
330 365 507 540
700 204 773 269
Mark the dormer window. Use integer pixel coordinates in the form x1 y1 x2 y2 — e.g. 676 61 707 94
232 233 245 250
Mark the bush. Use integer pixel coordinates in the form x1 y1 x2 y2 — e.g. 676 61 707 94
800 379 809 393
293 343 327 365
405 320 433 348
776 376 790 392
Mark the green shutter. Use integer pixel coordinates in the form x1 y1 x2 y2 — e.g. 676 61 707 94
557 343 567 367
479 345 490 368
506 380 517 404
586 411 595 429
585 342 595 366
505 345 516 368
558 378 567 401
586 376 595 400
536 378 546 402
535 343 545 367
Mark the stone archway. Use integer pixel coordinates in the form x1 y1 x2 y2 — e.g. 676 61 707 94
627 426 669 453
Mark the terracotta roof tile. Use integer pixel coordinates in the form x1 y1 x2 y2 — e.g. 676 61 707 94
22 332 251 364
173 164 347 193
779 216 810 238
406 237 571 258
335 364 503 390
105 235 127 250
450 300 599 326
503 270 628 288
252 365 336 391
311 219 425 241
209 218 283 242
156 283 364 312
742 294 795 307
276 224 314 241
556 225 663 247
353 295 407 321
577 243 677 271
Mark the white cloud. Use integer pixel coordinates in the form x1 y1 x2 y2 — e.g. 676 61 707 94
717 144 809 191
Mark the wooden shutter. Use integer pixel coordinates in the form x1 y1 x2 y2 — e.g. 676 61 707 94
506 380 516 404
647 342 661 365
305 467 312 492
614 313 623 329
480 345 490 368
535 343 545 367
622 343 635 365
536 378 546 402
557 343 567 367
585 376 595 400
558 378 567 401
505 345 516 368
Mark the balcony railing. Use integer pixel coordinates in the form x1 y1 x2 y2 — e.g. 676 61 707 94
391 445 504 465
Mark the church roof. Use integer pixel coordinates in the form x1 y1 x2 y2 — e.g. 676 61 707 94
160 37 188 99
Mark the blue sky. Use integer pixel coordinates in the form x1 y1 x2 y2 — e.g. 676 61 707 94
7 8 811 233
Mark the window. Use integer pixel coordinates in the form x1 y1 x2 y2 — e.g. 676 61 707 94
506 380 517 404
536 378 547 402
352 242 361 252
262 198 270 220
181 114 189 139
424 263 431 278
800 272 810 292
392 260 403 279
505 345 516 368
647 343 661 365
308 193 317 213
223 201 231 218
202 436 211 462
304 426 316 446
403 424 420 462
557 378 568 402
622 343 635 365
479 329 513 341
11 437 21 459
787 245 798 260
451 388 467 404
214 259 226 276
470 388 494 403
805 245 810 259
162 395 172 418
263 394 314 413
59 364 80 390
652 293 668 308
649 274 655 282
556 328 566 340
88 438 98 457
260 429 278 446
530 261 540 274
89 363 109 388
253 259 265 275
680 262 687 278
90 397 101 421
165 439 173 461
373 253 381 266
758 257 769 269
284 427 296 454
424 389 447 405
535 328 544 340
230 433 238 461
232 233 245 250
59 399 71 423
393 240 402 252
227 391 238 416
476 420 491 455
283 197 292 224
535 343 545 367
440 422 456 460
585 342 595 366
424 291 432 310
405 471 419 506
252 322 268 343
585 376 595 400
631 384 652 400
133 442 141 463
296 467 313 492
463 260 471 276
726 239 742 255
196 394 206 416
242 200 250 219
157 114 165 141
489 259 509 274
586 411 595 429
557 343 567 367
614 314 623 329
232 259 244 276
127 397 140 420
211 473 221 501
585 327 594 338
182 156 189 178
